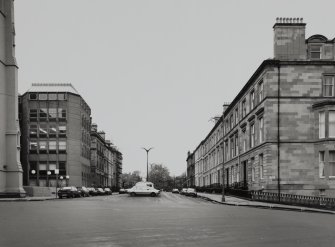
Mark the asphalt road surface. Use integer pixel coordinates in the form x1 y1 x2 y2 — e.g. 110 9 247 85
0 192 334 247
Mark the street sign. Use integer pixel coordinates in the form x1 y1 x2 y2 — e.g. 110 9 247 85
55 169 59 175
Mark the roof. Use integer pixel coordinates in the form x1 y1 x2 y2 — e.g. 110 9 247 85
27 83 79 94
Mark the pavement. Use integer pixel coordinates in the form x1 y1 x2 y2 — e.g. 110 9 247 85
197 192 335 214
0 196 56 201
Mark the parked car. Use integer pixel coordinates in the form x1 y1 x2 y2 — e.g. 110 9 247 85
119 188 127 194
172 188 179 194
58 186 81 198
127 182 160 197
88 187 98 196
96 188 105 195
180 188 188 195
104 188 112 195
77 186 90 197
186 188 197 197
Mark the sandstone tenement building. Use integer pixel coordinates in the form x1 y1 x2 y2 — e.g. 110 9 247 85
189 18 335 197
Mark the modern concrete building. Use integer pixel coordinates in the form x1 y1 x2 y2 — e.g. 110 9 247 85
0 0 26 197
189 18 335 197
19 83 91 187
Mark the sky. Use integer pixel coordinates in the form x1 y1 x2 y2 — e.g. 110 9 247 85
15 0 335 177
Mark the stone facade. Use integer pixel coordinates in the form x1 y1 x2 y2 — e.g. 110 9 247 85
186 151 195 187
0 1 26 197
193 117 224 190
189 18 335 197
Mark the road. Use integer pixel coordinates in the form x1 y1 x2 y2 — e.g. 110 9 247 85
0 192 334 247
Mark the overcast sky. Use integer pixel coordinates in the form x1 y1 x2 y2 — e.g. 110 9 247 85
15 0 335 177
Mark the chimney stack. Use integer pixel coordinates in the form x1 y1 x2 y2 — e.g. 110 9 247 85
273 17 306 60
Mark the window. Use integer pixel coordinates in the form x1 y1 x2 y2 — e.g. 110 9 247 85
242 128 246 152
230 115 234 129
242 99 247 118
235 134 238 156
39 164 47 171
29 124 38 137
310 45 322 60
251 158 255 182
259 117 264 143
49 163 57 171
39 108 48 120
235 108 239 124
39 124 48 137
59 125 66 136
250 90 255 109
230 138 234 158
319 151 325 178
259 154 264 179
250 123 255 148
48 94 57 100
231 166 234 184
29 93 37 100
48 108 57 119
39 141 47 152
38 94 48 100
58 109 66 119
59 141 67 151
236 164 240 183
58 94 66 100
258 81 264 102
29 109 37 121
49 141 57 151
49 124 57 136
323 76 334 97
329 151 335 177
329 111 335 138
29 141 38 151
319 112 325 139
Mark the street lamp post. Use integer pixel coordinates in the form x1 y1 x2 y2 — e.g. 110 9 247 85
55 169 59 198
47 170 51 187
142 147 153 182
60 176 64 187
66 175 70 186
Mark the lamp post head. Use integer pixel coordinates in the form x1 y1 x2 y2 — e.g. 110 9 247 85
47 171 51 175
31 170 36 175
60 176 63 180
66 175 70 179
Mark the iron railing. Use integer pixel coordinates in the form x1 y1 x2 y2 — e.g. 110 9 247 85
251 191 335 210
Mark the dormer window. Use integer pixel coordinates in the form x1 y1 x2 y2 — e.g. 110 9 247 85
310 44 322 60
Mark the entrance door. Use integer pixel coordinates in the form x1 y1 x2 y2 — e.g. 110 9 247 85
243 161 247 189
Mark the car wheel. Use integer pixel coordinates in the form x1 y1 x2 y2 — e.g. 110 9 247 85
130 192 136 197
150 192 156 197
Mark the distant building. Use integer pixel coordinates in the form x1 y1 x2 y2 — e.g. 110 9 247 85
19 83 91 187
115 150 123 190
193 117 224 191
0 1 26 197
90 124 112 187
186 151 195 187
